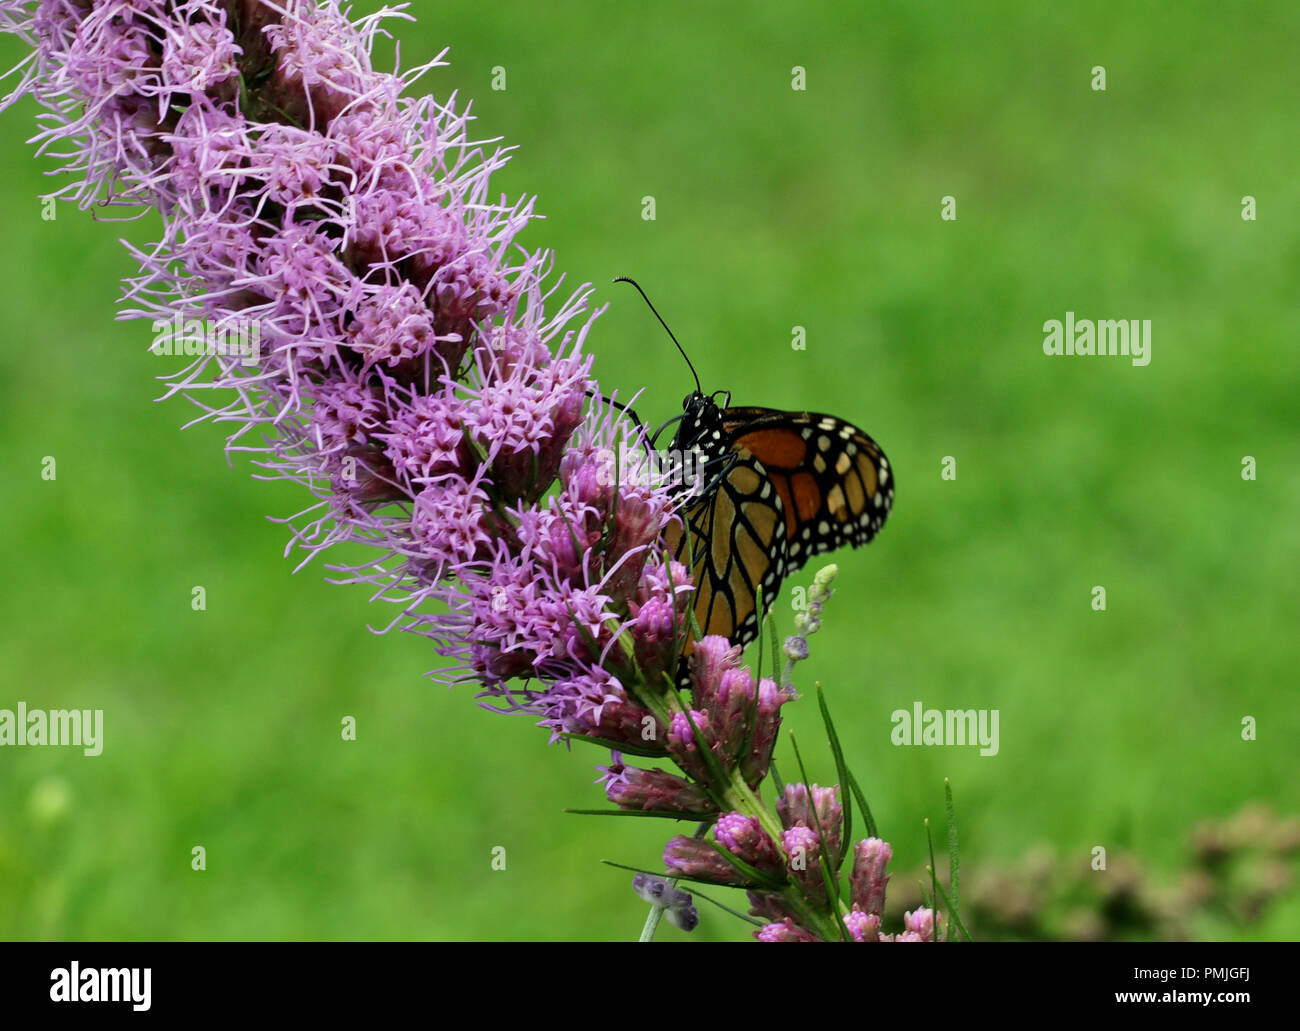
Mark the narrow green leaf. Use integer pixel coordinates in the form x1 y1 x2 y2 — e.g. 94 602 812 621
925 818 940 938
689 887 765 927
945 778 960 918
842 765 879 840
739 583 766 761
560 732 666 758
766 592 781 686
929 873 973 942
564 808 706 821
679 527 703 642
600 858 743 891
816 686 853 867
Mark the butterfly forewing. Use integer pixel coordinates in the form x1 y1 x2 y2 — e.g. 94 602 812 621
665 450 787 654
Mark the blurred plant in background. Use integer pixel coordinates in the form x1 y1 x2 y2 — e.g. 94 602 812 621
887 802 1300 941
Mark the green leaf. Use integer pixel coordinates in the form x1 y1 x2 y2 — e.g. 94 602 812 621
766 591 781 685
600 858 741 891
945 778 960 919
770 759 785 795
564 808 708 821
738 584 767 763
925 817 940 935
559 732 667 758
815 686 853 867
678 530 703 642
689 887 765 927
929 873 973 942
842 764 879 840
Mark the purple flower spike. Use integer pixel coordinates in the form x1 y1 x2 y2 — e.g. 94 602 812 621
0 0 683 742
542 670 665 750
705 667 757 764
746 892 802 931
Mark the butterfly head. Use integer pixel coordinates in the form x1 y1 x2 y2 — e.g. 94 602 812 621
673 389 730 453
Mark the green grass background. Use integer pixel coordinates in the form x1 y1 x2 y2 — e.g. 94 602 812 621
0 1 1297 941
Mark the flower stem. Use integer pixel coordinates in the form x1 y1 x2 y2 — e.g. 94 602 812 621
638 894 669 943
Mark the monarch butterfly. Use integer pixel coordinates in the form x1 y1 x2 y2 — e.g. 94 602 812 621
615 278 894 661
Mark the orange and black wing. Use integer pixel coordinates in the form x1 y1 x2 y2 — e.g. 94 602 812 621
720 406 893 577
663 449 787 656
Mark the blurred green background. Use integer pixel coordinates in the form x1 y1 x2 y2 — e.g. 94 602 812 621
1 1 1297 941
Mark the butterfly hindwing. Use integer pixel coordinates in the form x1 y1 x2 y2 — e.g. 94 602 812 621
721 407 893 577
663 394 892 674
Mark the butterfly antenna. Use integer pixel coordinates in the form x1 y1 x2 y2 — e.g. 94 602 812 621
613 276 702 394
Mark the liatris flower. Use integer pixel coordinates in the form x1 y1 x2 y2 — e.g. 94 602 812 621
1 2 945 943
0 0 683 737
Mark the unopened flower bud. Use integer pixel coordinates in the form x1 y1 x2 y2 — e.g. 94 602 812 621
601 760 717 817
714 812 784 877
755 920 820 942
664 834 751 886
850 837 893 917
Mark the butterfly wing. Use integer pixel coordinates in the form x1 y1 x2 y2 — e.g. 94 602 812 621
662 402 893 675
721 406 893 577
664 449 787 655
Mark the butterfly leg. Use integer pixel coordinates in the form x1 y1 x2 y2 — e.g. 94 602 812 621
585 388 645 437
